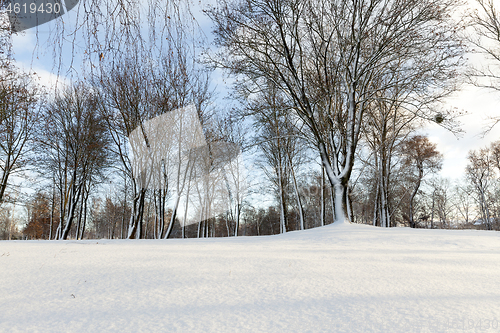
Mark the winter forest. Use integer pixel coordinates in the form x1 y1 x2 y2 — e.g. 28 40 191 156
2 0 500 241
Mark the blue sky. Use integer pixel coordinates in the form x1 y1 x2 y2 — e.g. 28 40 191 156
8 0 500 183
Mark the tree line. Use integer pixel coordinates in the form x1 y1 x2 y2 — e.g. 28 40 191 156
1 0 500 240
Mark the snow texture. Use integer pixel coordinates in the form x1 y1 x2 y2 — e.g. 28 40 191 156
1 222 500 332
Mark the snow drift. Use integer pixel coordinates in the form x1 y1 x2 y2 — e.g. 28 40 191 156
1 222 500 332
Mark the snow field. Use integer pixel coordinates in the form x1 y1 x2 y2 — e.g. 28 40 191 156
1 222 500 332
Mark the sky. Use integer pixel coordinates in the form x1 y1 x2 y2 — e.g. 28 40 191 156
426 84 500 180
7 0 500 185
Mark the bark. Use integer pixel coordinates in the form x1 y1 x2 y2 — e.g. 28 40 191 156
330 185 336 224
164 194 180 239
221 166 239 236
409 166 423 228
290 159 305 230
346 186 353 224
235 203 240 236
49 183 55 240
319 142 351 224
128 188 146 239
0 154 11 205
75 188 85 239
61 182 84 240
182 191 190 239
80 190 88 240
320 167 325 227
277 154 287 233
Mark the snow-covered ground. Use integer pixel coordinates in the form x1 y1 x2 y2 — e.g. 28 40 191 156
1 222 500 333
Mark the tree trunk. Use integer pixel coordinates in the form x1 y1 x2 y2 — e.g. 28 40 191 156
320 167 325 227
0 154 11 205
409 180 421 228
277 155 286 233
290 162 305 230
164 194 180 239
49 183 55 240
80 191 88 240
75 188 85 239
128 188 146 239
430 191 435 229
61 182 84 240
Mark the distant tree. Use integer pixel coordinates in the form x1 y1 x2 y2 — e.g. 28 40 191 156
23 191 54 240
466 146 496 230
451 181 476 227
38 83 110 240
432 178 454 228
0 205 18 239
402 136 443 228
245 83 308 233
213 114 248 236
92 197 127 239
362 97 418 228
491 141 500 171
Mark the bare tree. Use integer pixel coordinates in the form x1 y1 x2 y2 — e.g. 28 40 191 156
402 136 442 228
98 61 153 239
212 114 248 236
466 146 496 230
362 94 418 227
98 47 213 239
0 205 18 239
1 15 41 205
244 83 307 233
0 67 40 206
23 191 54 239
452 180 475 227
466 0 500 129
468 0 500 90
207 0 464 223
38 83 110 240
432 178 454 228
491 141 500 171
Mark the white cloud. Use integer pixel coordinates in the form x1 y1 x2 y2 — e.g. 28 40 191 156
424 85 500 180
